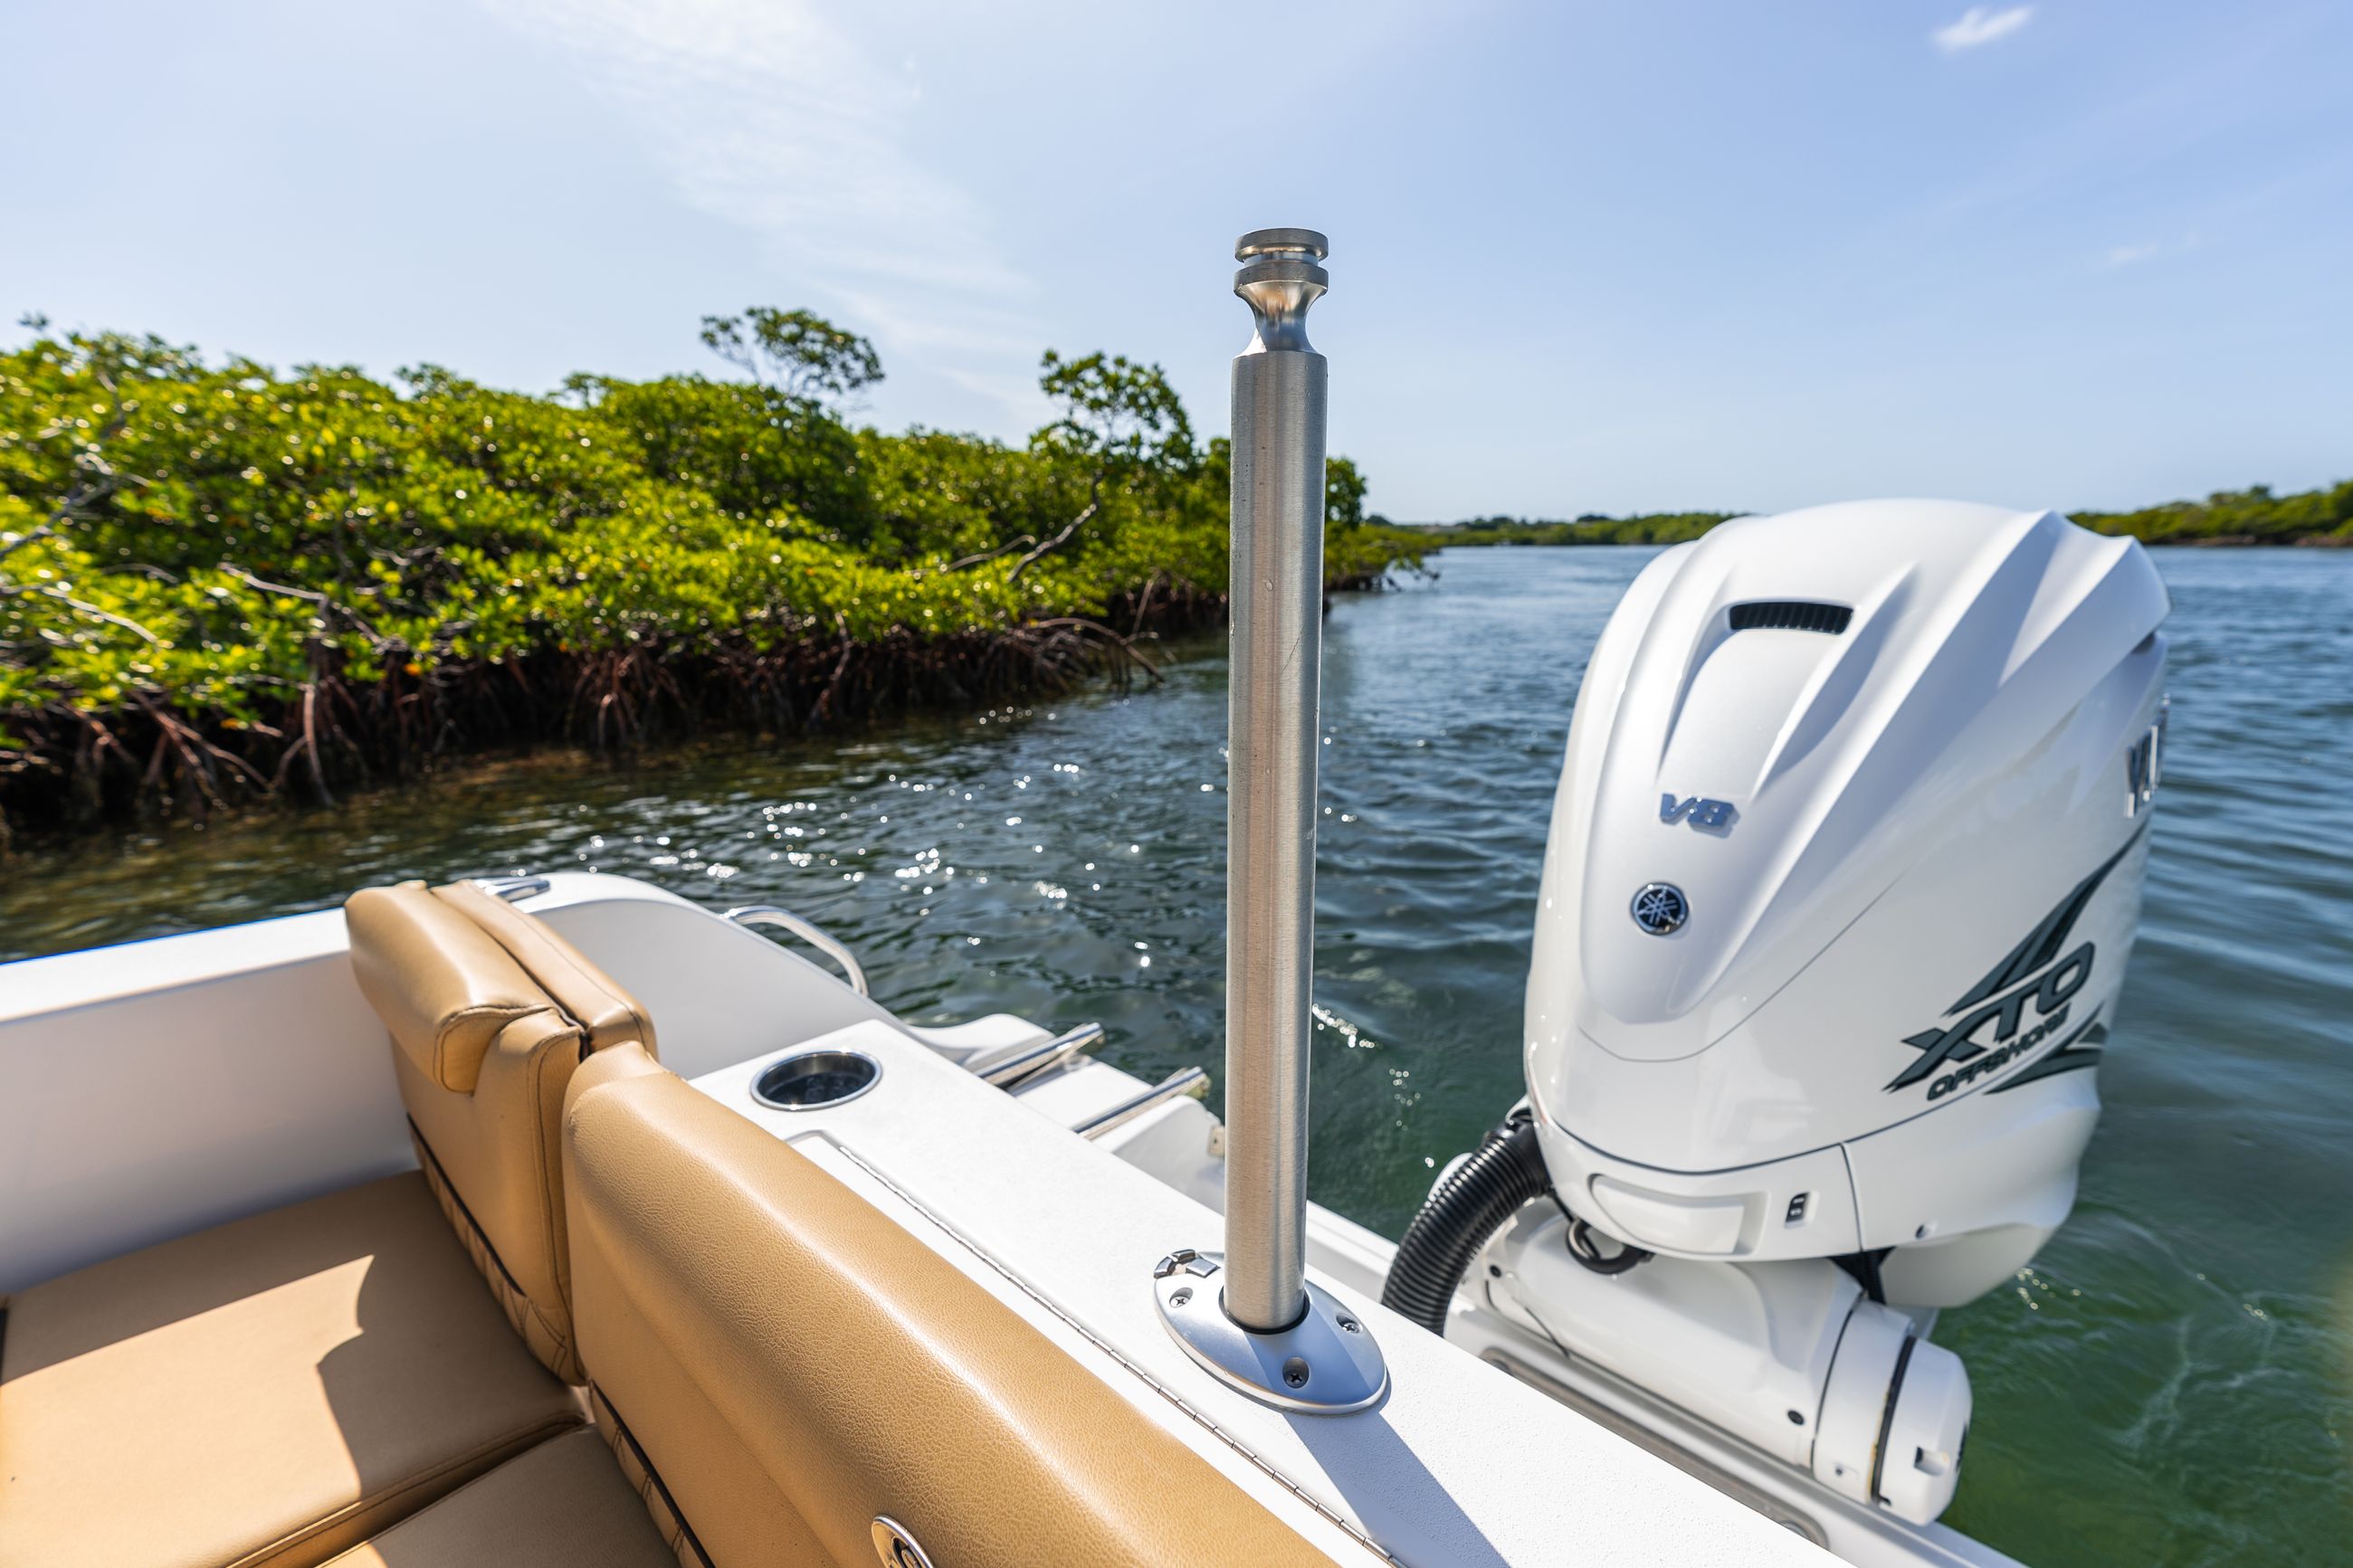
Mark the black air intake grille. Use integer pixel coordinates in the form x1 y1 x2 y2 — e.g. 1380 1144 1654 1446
1729 600 1853 635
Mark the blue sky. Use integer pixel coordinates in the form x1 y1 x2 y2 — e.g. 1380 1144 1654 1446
3 2 2346 519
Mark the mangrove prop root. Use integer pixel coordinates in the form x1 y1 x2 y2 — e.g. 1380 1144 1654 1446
0 606 1207 845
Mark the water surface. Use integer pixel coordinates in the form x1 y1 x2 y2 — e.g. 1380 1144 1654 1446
4 545 2347 1567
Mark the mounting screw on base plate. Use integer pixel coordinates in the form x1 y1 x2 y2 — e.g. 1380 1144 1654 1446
1151 1250 1388 1414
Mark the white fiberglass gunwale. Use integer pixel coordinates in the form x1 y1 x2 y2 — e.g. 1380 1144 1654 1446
0 871 2002 1567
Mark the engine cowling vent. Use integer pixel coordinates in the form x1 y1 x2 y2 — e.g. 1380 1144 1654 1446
1729 600 1853 635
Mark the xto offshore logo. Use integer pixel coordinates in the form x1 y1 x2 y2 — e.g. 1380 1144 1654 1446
1884 828 2145 1101
1891 947 2099 1101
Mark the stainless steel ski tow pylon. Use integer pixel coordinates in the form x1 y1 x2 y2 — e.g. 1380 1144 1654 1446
1149 228 1386 1415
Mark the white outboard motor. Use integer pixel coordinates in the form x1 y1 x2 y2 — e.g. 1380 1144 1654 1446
1385 500 2167 1526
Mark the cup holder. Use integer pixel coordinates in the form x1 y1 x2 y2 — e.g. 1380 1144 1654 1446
750 1049 881 1111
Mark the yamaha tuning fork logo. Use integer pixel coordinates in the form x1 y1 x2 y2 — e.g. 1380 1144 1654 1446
1630 882 1689 936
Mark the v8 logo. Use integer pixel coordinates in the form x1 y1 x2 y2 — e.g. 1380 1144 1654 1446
1661 794 1737 832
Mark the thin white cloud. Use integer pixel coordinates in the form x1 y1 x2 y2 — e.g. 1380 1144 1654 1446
1932 6 2034 53
475 0 1040 417
2100 232 2204 271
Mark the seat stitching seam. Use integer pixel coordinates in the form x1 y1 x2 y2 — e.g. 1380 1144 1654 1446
432 1002 545 1086
219 1411 579 1568
409 1119 527 1299
520 1296 570 1367
525 950 623 1029
595 1385 717 1568
448 887 636 1042
530 1016 576 1345
412 1120 574 1370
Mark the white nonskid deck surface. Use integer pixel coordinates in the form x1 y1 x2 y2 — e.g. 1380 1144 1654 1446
693 1020 1833 1568
990 1056 2015 1568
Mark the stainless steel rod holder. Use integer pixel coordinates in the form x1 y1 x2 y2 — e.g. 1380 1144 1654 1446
968 1022 1107 1088
1221 226 1330 1335
1152 228 1383 1415
1075 1066 1211 1140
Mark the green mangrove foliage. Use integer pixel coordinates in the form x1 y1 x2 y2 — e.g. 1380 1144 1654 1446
1419 511 1735 546
1424 483 2353 548
0 318 1424 839
2071 481 2353 546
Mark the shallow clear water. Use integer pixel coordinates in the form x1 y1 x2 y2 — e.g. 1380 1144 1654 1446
3 545 2347 1566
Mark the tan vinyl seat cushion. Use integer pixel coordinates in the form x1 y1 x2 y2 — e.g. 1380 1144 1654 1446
0 1174 583 1568
317 1429 672 1568
564 1045 1338 1568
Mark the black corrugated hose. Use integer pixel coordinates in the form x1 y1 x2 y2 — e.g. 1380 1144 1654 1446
1380 1110 1556 1335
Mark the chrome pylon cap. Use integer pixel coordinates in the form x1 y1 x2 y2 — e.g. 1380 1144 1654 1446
1234 228 1329 354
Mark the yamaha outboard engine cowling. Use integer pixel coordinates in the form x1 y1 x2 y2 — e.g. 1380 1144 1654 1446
1526 500 2166 1298
1392 499 2167 1525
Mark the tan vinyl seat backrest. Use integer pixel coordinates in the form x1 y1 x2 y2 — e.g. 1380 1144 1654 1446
433 879 657 1058
562 1044 1340 1568
348 880 654 1383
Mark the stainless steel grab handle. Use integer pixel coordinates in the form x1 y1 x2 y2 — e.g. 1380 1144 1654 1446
723 906 870 997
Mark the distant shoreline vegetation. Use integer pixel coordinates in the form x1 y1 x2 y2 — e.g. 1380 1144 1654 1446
1408 482 2353 549
0 311 1425 846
